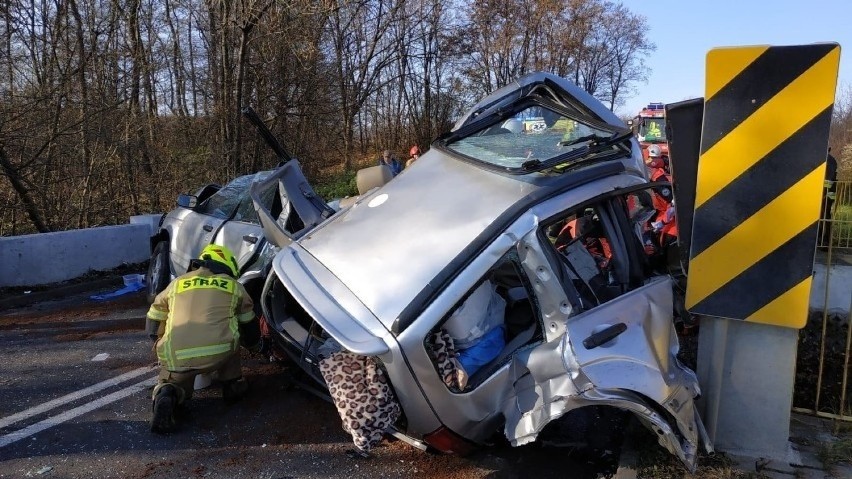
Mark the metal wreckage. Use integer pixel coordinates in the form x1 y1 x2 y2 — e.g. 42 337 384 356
240 72 712 470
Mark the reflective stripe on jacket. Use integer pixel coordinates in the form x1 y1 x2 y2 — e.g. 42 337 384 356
146 267 254 371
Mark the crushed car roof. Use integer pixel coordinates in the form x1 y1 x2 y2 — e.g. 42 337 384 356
289 72 647 327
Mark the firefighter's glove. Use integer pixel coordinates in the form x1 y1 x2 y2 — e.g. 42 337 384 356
145 318 162 342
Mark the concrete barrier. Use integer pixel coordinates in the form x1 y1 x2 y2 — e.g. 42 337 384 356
0 214 161 288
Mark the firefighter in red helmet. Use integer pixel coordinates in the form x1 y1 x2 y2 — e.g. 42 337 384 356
406 145 422 168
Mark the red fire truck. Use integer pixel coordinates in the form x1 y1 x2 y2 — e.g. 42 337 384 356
630 102 668 162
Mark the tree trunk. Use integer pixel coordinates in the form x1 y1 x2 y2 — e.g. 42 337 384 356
0 145 49 233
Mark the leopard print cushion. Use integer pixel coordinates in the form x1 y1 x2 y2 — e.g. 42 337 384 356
426 330 468 391
319 351 401 452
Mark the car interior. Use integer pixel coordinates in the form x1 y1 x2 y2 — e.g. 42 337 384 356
423 190 676 394
425 251 542 392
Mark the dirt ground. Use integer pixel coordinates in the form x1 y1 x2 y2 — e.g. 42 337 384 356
794 309 852 416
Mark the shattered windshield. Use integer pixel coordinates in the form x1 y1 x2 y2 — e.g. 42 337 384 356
445 104 619 170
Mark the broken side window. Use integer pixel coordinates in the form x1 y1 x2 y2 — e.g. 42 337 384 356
425 249 541 392
622 187 680 277
543 204 624 309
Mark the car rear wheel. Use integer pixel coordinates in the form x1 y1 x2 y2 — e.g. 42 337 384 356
147 241 171 303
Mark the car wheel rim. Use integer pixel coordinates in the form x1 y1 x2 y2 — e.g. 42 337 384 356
148 249 164 294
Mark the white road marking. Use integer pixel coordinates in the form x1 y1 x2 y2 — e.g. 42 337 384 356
0 376 157 448
0 366 156 429
91 353 110 361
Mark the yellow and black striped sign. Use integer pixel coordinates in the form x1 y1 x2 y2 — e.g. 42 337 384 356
685 43 840 328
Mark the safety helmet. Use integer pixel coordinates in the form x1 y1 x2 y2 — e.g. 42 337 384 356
647 144 662 158
645 144 665 169
199 244 239 277
409 145 421 156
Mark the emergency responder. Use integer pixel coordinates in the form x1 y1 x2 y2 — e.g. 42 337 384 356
146 244 260 434
405 145 421 168
645 144 668 181
644 144 678 251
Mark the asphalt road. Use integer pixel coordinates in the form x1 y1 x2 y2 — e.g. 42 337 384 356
0 284 612 479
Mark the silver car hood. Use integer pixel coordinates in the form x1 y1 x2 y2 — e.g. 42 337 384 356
296 150 539 326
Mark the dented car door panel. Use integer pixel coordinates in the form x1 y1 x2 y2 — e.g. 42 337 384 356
500 192 708 470
395 180 708 470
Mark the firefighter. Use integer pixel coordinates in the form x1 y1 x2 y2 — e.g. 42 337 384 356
406 145 421 168
644 144 678 250
645 144 668 181
146 244 260 434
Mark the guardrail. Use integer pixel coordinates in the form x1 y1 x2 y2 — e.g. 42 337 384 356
0 214 161 288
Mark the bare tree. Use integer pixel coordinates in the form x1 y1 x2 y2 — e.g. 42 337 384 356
327 0 403 169
0 0 663 235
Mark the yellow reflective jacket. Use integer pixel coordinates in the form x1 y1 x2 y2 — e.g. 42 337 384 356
146 267 255 371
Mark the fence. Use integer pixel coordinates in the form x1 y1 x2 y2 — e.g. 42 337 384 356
817 180 852 251
793 181 852 422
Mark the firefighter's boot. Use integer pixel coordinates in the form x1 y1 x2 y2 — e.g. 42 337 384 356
222 377 248 405
150 384 178 434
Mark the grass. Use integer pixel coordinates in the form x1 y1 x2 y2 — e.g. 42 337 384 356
832 204 852 248
313 169 358 200
635 448 773 479
627 422 772 479
818 436 852 466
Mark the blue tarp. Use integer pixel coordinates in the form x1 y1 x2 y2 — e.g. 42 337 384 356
90 281 145 301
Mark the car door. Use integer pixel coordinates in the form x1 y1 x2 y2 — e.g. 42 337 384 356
170 210 224 276
510 186 706 469
249 160 334 249
211 198 264 273
210 172 274 274
396 183 707 470
173 175 253 274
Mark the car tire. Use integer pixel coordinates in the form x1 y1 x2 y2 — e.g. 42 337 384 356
147 241 171 303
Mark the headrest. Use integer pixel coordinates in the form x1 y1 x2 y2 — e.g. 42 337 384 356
356 165 393 195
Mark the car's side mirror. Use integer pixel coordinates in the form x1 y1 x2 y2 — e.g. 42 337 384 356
177 194 198 208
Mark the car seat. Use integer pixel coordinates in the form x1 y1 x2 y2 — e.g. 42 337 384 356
338 164 393 208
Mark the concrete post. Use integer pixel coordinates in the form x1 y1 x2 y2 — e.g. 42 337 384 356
696 316 798 461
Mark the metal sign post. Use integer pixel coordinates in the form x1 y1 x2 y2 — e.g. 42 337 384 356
689 43 840 461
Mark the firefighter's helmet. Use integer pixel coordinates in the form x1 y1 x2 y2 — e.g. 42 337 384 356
647 144 662 157
646 144 665 169
199 244 239 277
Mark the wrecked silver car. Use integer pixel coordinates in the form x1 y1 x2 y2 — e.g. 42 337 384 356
252 72 712 470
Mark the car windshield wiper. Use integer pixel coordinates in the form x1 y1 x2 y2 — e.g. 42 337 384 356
558 131 630 147
522 130 633 172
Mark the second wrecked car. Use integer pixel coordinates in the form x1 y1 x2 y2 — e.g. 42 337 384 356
250 72 712 470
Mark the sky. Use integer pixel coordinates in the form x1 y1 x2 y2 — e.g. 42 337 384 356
617 0 852 117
